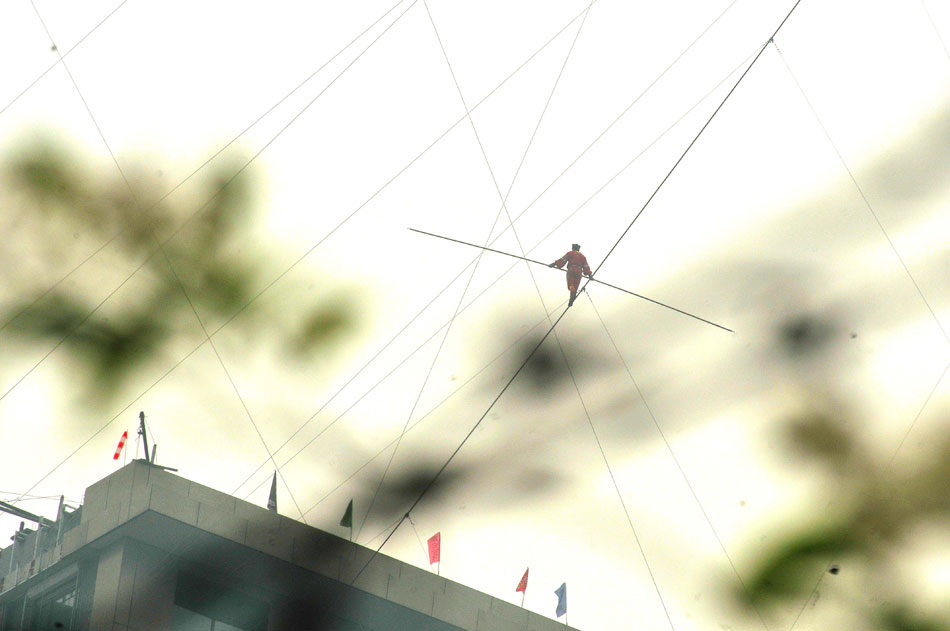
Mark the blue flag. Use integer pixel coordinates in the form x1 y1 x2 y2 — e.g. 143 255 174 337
554 582 567 618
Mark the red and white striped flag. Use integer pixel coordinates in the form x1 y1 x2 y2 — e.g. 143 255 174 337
113 430 128 460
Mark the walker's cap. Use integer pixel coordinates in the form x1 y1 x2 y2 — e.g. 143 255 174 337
572 243 581 250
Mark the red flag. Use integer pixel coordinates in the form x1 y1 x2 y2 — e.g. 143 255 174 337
427 532 441 564
113 431 128 460
516 567 529 593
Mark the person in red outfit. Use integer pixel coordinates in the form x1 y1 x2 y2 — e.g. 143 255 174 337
549 244 593 307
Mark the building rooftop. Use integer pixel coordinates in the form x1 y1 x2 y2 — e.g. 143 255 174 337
1 460 578 630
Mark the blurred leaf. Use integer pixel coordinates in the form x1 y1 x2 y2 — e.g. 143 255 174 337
741 525 857 608
736 383 950 629
779 314 835 356
196 264 254 314
289 301 354 357
2 137 359 404
878 605 948 631
13 145 78 204
202 169 250 237
9 293 167 394
785 412 856 467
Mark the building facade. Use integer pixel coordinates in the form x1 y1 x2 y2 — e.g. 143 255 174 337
0 461 577 631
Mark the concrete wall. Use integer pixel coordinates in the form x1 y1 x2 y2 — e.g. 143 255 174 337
88 540 175 631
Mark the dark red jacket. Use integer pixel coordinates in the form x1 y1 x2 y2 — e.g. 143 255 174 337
553 250 591 276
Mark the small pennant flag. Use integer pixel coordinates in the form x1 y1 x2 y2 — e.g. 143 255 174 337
554 583 567 618
267 472 277 512
113 431 128 460
516 568 529 593
427 532 441 565
340 499 353 528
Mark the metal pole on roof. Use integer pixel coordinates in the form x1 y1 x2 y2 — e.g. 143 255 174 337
55 495 65 546
7 523 20 574
138 411 151 464
0 501 54 527
33 522 42 558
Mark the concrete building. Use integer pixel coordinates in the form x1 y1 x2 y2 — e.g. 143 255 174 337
0 460 578 631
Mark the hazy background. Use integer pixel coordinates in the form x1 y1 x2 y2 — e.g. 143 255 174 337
1 0 948 628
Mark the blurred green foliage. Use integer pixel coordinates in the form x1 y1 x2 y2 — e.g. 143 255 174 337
2 139 358 402
737 405 950 630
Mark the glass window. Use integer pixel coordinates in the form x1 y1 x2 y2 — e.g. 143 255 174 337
174 573 267 631
172 606 213 631
1 599 24 631
172 604 260 631
29 581 76 631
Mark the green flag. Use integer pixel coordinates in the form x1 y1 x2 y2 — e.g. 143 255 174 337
340 499 353 528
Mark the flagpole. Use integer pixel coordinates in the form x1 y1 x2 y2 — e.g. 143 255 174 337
409 228 733 333
520 591 525 608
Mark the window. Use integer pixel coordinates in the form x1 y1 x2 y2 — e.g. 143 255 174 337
173 573 267 631
172 605 259 631
1 598 24 631
172 606 212 631
28 580 76 630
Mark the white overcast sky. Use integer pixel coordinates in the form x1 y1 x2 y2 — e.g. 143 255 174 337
2 0 950 629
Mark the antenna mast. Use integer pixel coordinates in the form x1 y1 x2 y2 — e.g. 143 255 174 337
138 411 151 464
135 411 178 472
